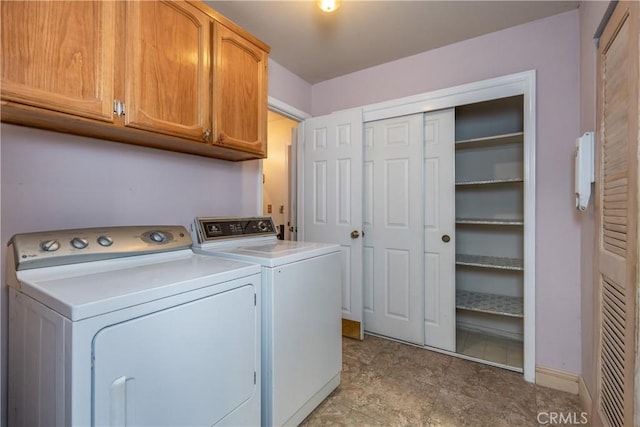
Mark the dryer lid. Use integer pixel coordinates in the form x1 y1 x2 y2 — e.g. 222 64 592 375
13 250 260 321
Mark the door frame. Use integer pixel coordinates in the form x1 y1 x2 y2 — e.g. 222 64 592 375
297 71 536 382
259 97 311 217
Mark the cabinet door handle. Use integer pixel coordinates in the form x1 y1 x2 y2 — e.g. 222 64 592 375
202 129 211 142
442 234 451 243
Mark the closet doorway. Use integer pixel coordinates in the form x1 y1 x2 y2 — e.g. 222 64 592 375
298 71 536 381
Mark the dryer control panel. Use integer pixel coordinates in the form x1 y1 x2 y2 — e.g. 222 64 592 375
8 225 192 270
195 217 276 243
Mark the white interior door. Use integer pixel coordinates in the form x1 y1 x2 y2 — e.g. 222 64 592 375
300 108 364 338
362 113 424 345
423 109 456 351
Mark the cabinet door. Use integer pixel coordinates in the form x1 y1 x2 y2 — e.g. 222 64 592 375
212 22 268 157
125 0 211 141
1 1 116 122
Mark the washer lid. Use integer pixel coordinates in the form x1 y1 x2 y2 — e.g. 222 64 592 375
198 240 341 267
13 250 260 321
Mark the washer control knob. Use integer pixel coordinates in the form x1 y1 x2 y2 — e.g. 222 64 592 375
257 221 268 231
97 235 113 247
149 231 167 243
70 237 89 249
41 240 60 252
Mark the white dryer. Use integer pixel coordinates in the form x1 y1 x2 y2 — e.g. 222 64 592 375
6 225 262 427
192 217 342 427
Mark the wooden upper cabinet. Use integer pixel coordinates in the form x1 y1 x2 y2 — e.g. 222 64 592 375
212 22 268 157
1 1 270 161
125 1 211 142
1 1 116 122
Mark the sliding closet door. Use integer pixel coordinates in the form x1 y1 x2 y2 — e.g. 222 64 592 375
362 114 424 345
594 2 638 426
423 109 456 351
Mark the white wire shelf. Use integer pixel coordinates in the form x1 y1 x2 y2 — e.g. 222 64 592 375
455 177 523 186
455 132 524 149
456 218 524 226
456 289 524 318
456 254 524 271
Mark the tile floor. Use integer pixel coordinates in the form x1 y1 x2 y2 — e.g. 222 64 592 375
301 335 587 426
456 328 523 369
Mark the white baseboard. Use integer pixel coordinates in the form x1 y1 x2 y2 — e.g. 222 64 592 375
578 375 593 415
534 366 593 418
535 366 579 395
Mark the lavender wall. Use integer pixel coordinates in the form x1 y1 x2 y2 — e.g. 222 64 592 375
269 58 313 114
1 125 260 234
312 10 582 374
579 0 609 401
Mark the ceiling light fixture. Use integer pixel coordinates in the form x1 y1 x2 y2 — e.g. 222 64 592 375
318 0 340 13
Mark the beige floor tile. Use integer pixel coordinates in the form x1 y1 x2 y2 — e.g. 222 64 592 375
456 328 468 352
507 341 524 369
484 345 508 365
457 328 523 369
460 339 485 358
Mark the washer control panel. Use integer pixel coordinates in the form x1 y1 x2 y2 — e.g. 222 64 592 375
195 217 276 243
8 225 192 270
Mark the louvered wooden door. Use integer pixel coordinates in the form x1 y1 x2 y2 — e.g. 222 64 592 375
594 2 639 426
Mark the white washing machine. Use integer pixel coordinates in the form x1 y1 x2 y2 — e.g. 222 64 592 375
192 217 342 427
6 225 262 427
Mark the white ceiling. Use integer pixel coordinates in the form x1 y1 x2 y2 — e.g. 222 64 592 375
205 0 580 84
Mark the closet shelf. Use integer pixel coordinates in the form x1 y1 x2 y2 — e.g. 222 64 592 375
456 218 524 226
456 290 524 318
455 178 523 186
456 254 524 271
455 132 524 149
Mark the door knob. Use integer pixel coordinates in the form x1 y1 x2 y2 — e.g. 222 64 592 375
442 234 451 243
350 230 360 239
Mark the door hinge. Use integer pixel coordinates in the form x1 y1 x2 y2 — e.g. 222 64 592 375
113 100 126 117
254 293 257 306
254 371 257 384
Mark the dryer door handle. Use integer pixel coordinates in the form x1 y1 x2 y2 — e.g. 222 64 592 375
110 376 135 426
